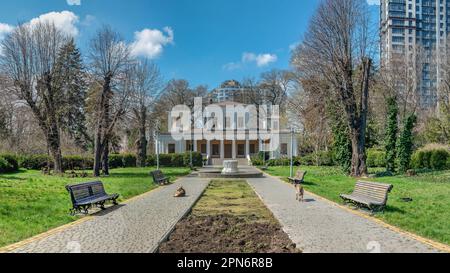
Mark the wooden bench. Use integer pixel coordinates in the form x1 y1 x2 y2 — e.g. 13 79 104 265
66 181 119 215
340 181 393 213
150 170 170 185
288 170 307 184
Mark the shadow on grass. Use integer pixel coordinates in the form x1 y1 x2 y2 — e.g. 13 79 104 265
384 205 406 215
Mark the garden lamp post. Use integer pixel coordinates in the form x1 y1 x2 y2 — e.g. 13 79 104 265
290 127 295 178
155 120 160 171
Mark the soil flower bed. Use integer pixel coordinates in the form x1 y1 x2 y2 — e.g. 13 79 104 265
158 180 300 253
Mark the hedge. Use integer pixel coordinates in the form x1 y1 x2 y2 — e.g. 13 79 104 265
20 154 52 170
0 154 19 173
16 152 203 171
251 151 334 167
366 149 386 168
146 152 203 167
0 157 12 173
411 149 450 170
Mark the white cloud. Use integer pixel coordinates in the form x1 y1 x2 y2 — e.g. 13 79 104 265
366 0 380 5
28 11 80 37
67 0 81 5
0 23 14 40
242 52 278 67
223 62 242 71
130 27 174 59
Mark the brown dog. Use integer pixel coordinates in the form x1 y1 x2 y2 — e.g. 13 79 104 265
295 184 304 202
174 187 186 198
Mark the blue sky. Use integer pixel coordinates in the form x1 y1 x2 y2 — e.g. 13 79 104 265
0 0 380 89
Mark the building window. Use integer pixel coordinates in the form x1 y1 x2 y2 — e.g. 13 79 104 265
237 144 245 156
212 144 220 156
281 144 288 155
201 144 207 154
168 144 176 154
250 144 256 154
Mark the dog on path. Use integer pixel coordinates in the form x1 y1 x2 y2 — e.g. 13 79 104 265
295 184 304 202
174 187 186 198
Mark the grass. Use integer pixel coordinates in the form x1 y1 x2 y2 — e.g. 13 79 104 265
264 166 450 246
0 167 190 248
193 180 276 224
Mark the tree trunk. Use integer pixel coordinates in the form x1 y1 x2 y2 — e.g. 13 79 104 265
136 109 147 167
93 74 111 177
102 140 110 176
47 122 63 174
349 58 371 177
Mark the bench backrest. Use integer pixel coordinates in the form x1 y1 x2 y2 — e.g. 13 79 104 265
353 181 393 204
295 171 307 181
66 181 105 204
151 170 165 181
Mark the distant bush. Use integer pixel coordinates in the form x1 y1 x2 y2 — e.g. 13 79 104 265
411 148 450 170
0 154 19 172
122 154 137 168
267 158 291 167
250 156 265 166
20 155 52 170
0 157 12 173
367 149 386 168
147 152 202 167
430 150 449 170
62 155 94 170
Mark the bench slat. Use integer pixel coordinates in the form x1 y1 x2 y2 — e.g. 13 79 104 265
341 181 393 212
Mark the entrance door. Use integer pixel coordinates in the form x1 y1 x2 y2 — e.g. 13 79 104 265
224 144 232 158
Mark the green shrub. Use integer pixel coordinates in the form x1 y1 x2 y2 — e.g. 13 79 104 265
267 158 291 167
20 155 52 170
430 149 449 170
108 154 124 168
0 157 12 173
251 156 264 166
62 155 94 170
0 154 19 172
146 153 202 167
122 154 137 167
182 152 203 167
411 149 450 170
367 149 386 168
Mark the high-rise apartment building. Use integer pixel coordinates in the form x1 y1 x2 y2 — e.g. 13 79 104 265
380 0 450 108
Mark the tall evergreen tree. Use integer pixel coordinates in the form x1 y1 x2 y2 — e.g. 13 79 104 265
385 97 399 173
397 114 417 173
54 39 89 150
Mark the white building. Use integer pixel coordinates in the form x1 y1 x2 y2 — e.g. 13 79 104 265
381 0 450 108
156 102 298 166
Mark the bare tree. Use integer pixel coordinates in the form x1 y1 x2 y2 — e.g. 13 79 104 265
89 26 131 176
1 22 70 173
130 60 162 167
292 0 375 177
380 45 425 119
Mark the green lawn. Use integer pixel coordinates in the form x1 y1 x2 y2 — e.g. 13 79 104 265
0 167 190 248
265 166 450 246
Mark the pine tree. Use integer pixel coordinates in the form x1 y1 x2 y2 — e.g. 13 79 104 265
397 114 417 173
54 39 89 150
385 97 399 173
328 101 352 174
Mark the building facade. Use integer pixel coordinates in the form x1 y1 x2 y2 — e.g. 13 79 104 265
380 0 450 107
209 80 251 104
156 102 298 166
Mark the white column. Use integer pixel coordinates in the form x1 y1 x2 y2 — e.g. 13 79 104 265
193 140 198 153
245 139 250 158
207 140 211 157
232 140 237 159
220 140 225 159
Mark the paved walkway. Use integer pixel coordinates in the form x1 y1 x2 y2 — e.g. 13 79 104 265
9 176 209 253
247 176 441 253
